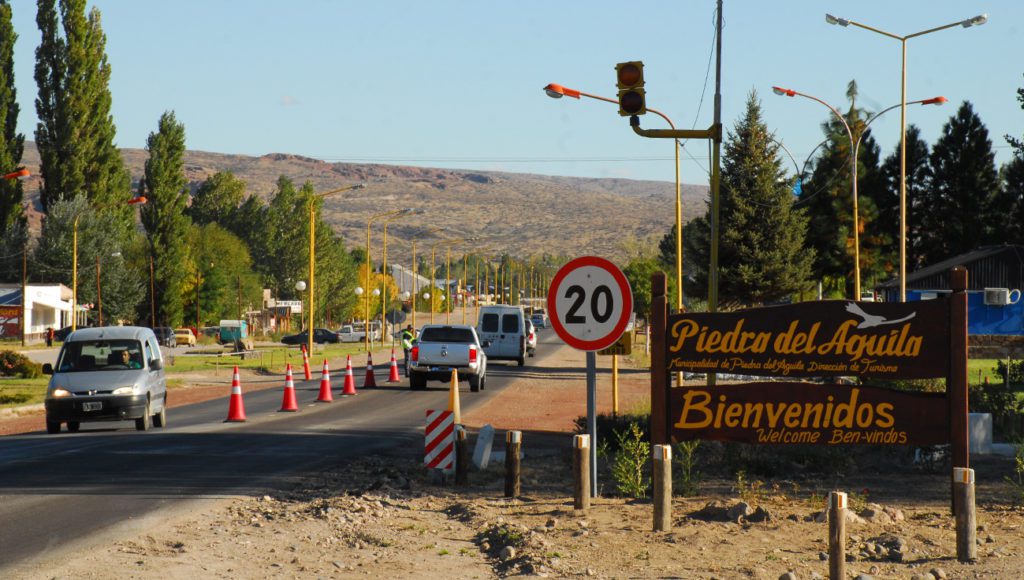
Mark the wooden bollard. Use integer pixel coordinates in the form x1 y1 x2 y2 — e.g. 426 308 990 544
504 430 521 498
573 434 590 510
828 491 846 580
653 444 672 531
455 426 469 486
954 467 977 562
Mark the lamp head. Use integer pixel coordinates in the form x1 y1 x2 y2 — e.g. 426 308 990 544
128 196 147 205
354 286 364 296
962 14 987 27
295 280 307 292
772 86 796 97
3 168 30 181
920 96 948 106
422 292 431 300
825 13 849 27
543 83 581 99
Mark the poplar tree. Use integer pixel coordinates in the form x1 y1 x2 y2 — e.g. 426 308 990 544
917 101 999 265
0 0 26 282
34 0 130 221
683 91 813 307
139 112 191 327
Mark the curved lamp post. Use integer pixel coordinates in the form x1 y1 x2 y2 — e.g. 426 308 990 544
773 86 947 298
826 12 986 300
306 183 365 354
544 82 685 312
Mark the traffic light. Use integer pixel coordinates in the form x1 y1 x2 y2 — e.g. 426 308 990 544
615 61 646 117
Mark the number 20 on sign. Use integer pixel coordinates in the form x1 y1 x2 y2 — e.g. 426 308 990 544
548 256 633 352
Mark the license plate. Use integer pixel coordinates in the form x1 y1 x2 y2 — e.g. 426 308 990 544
82 402 103 412
431 367 452 373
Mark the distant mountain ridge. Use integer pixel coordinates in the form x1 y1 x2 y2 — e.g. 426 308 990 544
21 143 708 264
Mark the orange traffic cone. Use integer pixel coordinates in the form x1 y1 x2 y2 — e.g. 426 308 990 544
279 363 299 412
301 347 312 381
447 368 461 424
342 354 357 396
225 366 247 422
363 352 378 388
388 348 401 382
316 359 333 402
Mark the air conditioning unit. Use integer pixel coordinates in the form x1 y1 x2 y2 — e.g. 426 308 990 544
984 288 1010 306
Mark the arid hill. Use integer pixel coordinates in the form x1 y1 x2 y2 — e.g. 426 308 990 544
21 144 708 264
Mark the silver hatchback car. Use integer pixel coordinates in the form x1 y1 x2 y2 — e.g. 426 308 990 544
43 326 169 433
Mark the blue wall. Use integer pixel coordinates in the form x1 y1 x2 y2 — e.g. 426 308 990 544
906 290 1024 335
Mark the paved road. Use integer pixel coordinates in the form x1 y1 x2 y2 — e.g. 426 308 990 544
0 329 566 572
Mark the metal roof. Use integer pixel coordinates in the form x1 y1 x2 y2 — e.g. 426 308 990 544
876 245 1024 289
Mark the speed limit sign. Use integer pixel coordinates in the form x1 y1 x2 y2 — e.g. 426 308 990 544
548 256 633 352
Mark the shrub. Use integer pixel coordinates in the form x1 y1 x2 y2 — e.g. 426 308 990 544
995 359 1024 386
0 351 42 379
673 440 701 497
573 413 649 454
611 422 650 498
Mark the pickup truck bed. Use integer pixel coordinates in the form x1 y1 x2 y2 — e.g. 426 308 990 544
408 325 487 392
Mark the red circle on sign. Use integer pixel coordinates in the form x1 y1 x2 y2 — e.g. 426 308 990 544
547 256 633 351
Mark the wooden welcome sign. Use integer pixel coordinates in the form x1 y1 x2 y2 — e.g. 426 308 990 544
649 268 970 469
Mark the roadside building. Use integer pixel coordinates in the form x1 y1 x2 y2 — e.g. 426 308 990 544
0 283 75 343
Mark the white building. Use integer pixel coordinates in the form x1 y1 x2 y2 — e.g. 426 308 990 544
0 283 74 343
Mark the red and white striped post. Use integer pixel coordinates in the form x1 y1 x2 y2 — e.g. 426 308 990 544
425 409 455 475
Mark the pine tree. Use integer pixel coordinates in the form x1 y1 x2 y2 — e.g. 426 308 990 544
139 112 191 327
1000 76 1024 243
34 0 131 221
683 91 813 307
918 101 1000 265
878 125 932 271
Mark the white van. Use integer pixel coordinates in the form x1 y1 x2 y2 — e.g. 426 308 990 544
477 305 527 366
42 326 169 433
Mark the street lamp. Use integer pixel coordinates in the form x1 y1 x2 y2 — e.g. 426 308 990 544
381 209 420 348
544 82 685 312
411 227 444 333
825 12 987 301
73 195 146 331
295 280 306 335
3 168 29 181
306 183 365 354
443 238 468 324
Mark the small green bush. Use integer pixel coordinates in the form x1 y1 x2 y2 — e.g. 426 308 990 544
0 351 42 379
573 413 649 454
611 422 650 498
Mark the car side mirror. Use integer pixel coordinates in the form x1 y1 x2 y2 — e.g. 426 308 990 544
149 358 163 370
482 340 492 348
42 363 53 375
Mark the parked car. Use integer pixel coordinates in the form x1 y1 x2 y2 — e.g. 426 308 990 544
174 328 196 347
408 324 488 391
336 322 381 343
42 326 169 433
525 319 537 356
530 313 547 329
281 328 339 345
152 326 175 348
477 304 527 366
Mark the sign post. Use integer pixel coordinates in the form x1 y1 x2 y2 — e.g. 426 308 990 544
549 256 633 497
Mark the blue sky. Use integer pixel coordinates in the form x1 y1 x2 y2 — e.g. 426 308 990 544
8 0 1023 185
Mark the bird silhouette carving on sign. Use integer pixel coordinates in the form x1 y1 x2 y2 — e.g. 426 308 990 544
844 303 916 329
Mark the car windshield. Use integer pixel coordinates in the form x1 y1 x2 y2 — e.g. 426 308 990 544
419 327 475 343
56 339 145 372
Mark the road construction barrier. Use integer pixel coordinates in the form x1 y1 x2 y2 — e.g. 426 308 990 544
425 409 455 474
316 359 333 402
225 366 247 422
280 363 299 412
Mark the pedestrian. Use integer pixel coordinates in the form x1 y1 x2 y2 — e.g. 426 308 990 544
401 324 415 376
46 327 54 347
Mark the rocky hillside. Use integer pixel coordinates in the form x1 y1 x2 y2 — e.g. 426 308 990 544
20 144 708 264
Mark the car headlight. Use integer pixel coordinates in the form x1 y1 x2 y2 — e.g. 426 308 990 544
51 388 71 398
111 386 134 396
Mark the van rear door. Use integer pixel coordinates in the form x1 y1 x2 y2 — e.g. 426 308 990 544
478 310 523 361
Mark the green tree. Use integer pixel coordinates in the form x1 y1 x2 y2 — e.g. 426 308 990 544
139 112 191 327
918 101 1000 265
0 0 26 283
189 171 246 226
999 76 1024 243
34 0 131 226
257 176 307 300
685 91 812 308
878 125 932 271
183 223 262 326
32 195 145 322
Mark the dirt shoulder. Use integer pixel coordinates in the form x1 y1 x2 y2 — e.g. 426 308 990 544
7 345 1024 579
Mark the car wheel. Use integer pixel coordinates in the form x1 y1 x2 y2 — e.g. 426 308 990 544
409 371 427 390
46 420 61 434
517 356 525 367
469 373 481 392
135 400 151 431
153 397 167 428
66 421 80 432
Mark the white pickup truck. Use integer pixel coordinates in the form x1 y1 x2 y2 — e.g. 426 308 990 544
408 324 488 392
336 322 382 343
